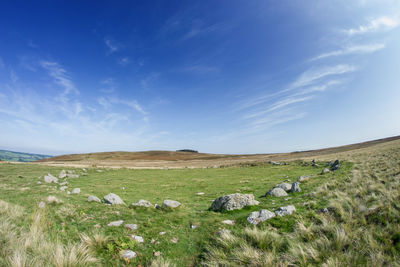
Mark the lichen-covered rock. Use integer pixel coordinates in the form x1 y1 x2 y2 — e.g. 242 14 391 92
275 183 292 192
266 187 288 197
129 235 144 243
162 199 181 208
44 173 58 183
59 170 67 179
275 205 296 216
88 195 101 203
130 199 152 208
60 186 68 191
125 224 138 230
211 193 259 211
291 182 301 192
103 193 125 205
121 250 136 259
247 209 276 225
108 220 123 226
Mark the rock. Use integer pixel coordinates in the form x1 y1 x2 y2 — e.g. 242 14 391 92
275 183 292 192
155 204 161 209
130 199 152 208
170 237 179 243
59 181 68 186
125 224 138 230
46 196 62 204
247 209 276 225
38 201 46 208
67 174 79 178
298 175 311 182
121 250 136 259
107 220 123 227
96 169 103 173
153 251 161 257
330 160 340 171
88 195 101 203
71 188 80 194
321 168 330 174
44 173 58 183
269 161 281 165
211 193 259 211
291 182 301 192
162 199 181 209
59 170 67 179
190 222 199 229
37 181 42 185
60 186 68 191
159 231 166 235
266 188 288 197
275 205 296 216
129 235 144 243
318 207 329 214
67 170 74 174
196 192 205 195
103 193 125 205
221 220 234 225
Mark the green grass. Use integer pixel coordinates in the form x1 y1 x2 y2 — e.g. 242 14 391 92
0 161 352 266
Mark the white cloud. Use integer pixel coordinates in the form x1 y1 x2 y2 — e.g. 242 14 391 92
344 16 399 35
104 38 119 54
312 43 385 60
118 57 130 66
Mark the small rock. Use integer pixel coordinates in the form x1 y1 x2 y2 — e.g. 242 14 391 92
321 168 330 174
96 169 103 173
330 160 340 171
170 237 178 243
291 182 301 192
37 181 42 185
266 188 288 197
67 174 79 178
71 188 80 194
190 222 199 229
298 175 311 182
318 207 329 214
103 193 125 205
44 173 58 184
217 229 231 236
67 170 74 174
269 161 281 165
46 196 62 204
162 199 181 209
153 251 161 257
38 201 46 208
93 224 101 228
59 170 67 179
274 183 292 192
275 205 296 216
129 235 144 243
107 220 123 227
87 195 101 203
150 239 156 244
59 181 68 186
130 199 153 208
221 220 234 225
159 231 166 235
121 250 136 259
247 209 275 225
60 186 68 191
125 224 138 230
196 192 205 195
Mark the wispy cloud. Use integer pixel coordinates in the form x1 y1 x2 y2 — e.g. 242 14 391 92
118 57 130 66
97 95 146 115
104 38 119 54
312 43 385 60
344 15 399 35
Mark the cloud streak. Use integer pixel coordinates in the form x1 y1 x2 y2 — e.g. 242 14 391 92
344 16 399 35
312 43 385 60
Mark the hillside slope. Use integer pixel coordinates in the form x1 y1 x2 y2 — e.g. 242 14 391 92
0 150 52 162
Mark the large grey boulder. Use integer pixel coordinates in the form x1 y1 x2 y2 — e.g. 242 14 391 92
275 183 292 192
103 193 125 205
44 173 58 184
162 199 181 208
267 187 288 197
59 170 67 179
247 209 276 225
130 199 152 208
211 193 259 211
88 195 101 203
275 205 296 216
291 182 301 192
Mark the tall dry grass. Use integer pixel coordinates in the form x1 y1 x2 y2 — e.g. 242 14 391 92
202 141 400 266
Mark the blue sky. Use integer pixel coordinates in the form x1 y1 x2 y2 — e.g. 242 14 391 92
0 0 399 155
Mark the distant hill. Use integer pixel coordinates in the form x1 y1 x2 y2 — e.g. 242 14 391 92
0 150 52 162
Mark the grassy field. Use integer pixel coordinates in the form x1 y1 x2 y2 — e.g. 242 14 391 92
0 159 351 266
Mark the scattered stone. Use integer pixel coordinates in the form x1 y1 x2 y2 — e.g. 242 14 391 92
67 191 71 195
38 201 46 208
318 207 329 214
46 195 62 204
96 169 103 173
298 175 311 182
154 204 161 209
150 239 156 244
67 174 79 178
82 168 87 172
275 205 296 216
221 220 234 225
321 168 330 174
130 199 152 208
125 224 138 230
211 193 259 211
284 198 291 201
196 192 205 195
71 188 80 194
159 232 166 235
130 235 144 243
291 182 301 192
247 209 276 225
67 170 74 174
37 181 42 185
212 165 218 168
311 159 318 167
275 183 292 192
121 250 136 259
60 186 68 191
170 237 179 243
217 229 231 236
153 251 161 257
107 220 123 227
269 161 281 166
162 199 181 209
59 170 67 179
59 181 68 186
87 195 101 203
190 222 200 229
44 173 58 184
103 193 125 205
266 188 288 197
330 160 340 171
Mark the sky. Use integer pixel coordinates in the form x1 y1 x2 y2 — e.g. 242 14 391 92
0 0 400 155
